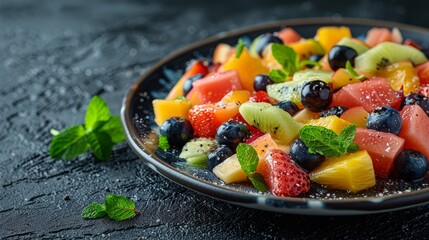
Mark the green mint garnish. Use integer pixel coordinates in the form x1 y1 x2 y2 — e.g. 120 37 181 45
299 124 359 158
268 69 288 83
49 96 125 161
82 202 107 219
82 194 140 221
236 143 267 192
174 96 188 102
345 61 366 80
235 38 245 59
158 135 170 151
271 43 323 82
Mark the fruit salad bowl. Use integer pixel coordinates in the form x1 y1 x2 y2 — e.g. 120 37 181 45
121 18 429 215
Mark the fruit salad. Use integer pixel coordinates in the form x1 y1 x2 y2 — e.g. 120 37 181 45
152 26 429 197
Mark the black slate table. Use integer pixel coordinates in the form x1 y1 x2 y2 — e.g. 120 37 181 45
2 0 429 239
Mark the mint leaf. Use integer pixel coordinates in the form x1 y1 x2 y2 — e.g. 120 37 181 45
248 173 268 192
299 125 346 157
82 202 107 219
345 61 366 80
105 194 140 221
271 43 298 76
269 69 288 83
236 143 259 175
85 96 111 131
87 132 113 161
98 116 125 144
300 125 359 157
158 135 170 151
50 125 89 160
235 38 245 59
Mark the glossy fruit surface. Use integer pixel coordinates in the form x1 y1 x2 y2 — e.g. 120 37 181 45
274 101 299 116
183 74 204 96
328 45 358 71
320 106 348 118
253 74 274 92
301 80 333 112
290 138 325 171
159 117 194 147
380 61 420 96
403 93 429 116
215 120 250 149
366 106 402 135
399 105 429 160
207 145 234 171
248 91 272 103
260 149 310 197
395 150 428 182
153 99 191 126
253 33 283 57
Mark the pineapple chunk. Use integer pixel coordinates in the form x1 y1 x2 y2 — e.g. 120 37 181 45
310 150 376 193
307 116 351 134
213 154 247 183
293 109 321 123
153 99 191 126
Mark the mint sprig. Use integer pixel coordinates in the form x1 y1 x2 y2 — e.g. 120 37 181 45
345 61 366 80
82 194 140 221
158 135 170 151
299 124 359 158
236 143 267 192
49 96 125 161
235 38 245 59
269 43 323 83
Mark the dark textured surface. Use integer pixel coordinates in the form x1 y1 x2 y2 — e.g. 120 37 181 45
1 0 429 239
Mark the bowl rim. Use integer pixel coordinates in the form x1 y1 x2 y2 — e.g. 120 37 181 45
121 17 429 214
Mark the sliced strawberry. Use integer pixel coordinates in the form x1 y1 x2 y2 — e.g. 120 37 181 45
188 104 218 138
248 91 273 103
260 149 310 197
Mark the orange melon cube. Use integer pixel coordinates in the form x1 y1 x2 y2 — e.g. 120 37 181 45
153 99 191 126
315 26 352 52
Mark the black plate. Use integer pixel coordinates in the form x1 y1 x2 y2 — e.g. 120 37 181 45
121 18 429 215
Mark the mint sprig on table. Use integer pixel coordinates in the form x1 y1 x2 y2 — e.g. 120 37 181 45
299 124 359 158
49 96 125 161
236 143 267 192
269 43 321 83
82 194 140 221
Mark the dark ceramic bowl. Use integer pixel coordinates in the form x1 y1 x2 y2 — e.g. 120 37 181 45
121 18 429 215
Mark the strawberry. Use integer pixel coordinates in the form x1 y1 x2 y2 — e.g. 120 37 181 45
188 104 219 138
248 91 273 104
261 149 310 197
246 131 265 144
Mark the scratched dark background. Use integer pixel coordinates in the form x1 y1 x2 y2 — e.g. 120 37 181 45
1 0 429 239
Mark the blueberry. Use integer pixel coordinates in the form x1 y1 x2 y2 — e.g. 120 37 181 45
328 45 358 71
290 138 325 171
320 106 348 118
254 33 283 57
403 93 429 117
366 106 402 135
159 117 194 148
309 54 324 62
254 74 274 92
395 150 428 182
215 120 250 149
183 74 204 96
301 80 333 112
274 101 299 116
207 145 234 170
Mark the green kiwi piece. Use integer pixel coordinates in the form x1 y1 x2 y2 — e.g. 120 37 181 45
267 70 333 104
239 102 303 144
336 37 369 55
355 42 427 73
179 138 217 167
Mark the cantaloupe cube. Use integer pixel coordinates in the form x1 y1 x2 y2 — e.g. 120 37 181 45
306 116 351 134
152 99 191 126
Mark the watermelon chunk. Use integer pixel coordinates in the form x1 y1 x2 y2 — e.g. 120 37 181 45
331 77 402 112
354 128 404 178
192 70 243 104
399 105 429 160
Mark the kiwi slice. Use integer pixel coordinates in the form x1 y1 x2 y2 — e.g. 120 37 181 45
267 70 333 104
239 102 303 144
355 42 427 73
336 37 369 55
179 138 218 168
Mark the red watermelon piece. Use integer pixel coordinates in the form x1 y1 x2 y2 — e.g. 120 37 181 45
399 105 429 160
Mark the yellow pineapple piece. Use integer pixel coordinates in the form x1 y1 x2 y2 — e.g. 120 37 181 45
315 26 352 52
293 109 321 123
307 116 351 134
221 90 251 104
310 150 376 193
